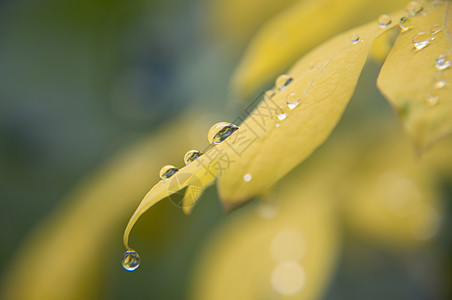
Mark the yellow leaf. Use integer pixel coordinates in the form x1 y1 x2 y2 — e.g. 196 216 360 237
231 0 408 101
218 11 405 208
378 1 452 152
189 171 340 300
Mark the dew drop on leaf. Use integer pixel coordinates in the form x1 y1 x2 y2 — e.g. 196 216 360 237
406 1 424 16
434 80 447 89
207 122 239 145
412 32 432 50
378 14 392 27
431 24 442 34
425 93 439 106
351 33 360 43
275 74 293 90
122 250 140 272
264 89 276 100
184 150 203 165
431 0 445 8
435 54 451 71
286 92 301 110
159 165 179 180
399 16 412 32
276 108 287 121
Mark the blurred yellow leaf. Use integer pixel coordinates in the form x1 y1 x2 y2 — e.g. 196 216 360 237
0 113 213 300
340 121 442 246
231 0 407 100
378 1 452 152
189 171 340 300
207 0 297 46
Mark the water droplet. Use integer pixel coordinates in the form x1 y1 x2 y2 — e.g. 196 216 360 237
159 165 178 180
425 93 439 106
207 122 239 145
431 0 445 8
122 250 140 272
275 123 281 127
275 74 293 90
184 150 202 165
243 173 252 182
286 92 300 109
435 54 451 71
434 80 446 89
399 16 412 31
275 107 287 120
412 32 431 50
431 24 442 34
351 33 360 43
406 1 423 16
378 14 392 27
264 89 276 100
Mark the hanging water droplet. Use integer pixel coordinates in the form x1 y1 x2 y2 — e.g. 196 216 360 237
184 150 203 165
412 32 431 50
425 93 439 106
351 33 360 43
275 107 287 121
207 122 239 145
243 173 253 182
435 54 451 71
406 1 423 16
159 165 179 180
264 89 276 100
399 17 412 31
378 14 392 27
286 92 301 109
122 250 140 272
434 80 446 89
275 74 293 90
431 24 442 34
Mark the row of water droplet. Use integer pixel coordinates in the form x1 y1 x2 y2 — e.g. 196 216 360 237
351 1 449 106
121 73 300 271
122 121 242 271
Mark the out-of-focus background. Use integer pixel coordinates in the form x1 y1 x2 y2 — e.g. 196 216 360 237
0 0 451 299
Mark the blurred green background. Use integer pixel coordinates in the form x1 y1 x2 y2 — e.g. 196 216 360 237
0 0 451 299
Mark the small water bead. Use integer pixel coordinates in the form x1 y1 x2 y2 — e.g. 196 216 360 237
122 250 140 272
159 165 179 180
276 112 287 121
435 54 451 71
426 93 439 106
207 122 239 145
184 150 202 165
434 80 446 89
351 33 360 43
243 173 253 182
275 74 293 90
399 17 412 31
412 32 432 50
378 14 392 27
431 0 445 8
431 24 442 34
264 89 276 100
406 1 423 16
286 92 301 110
